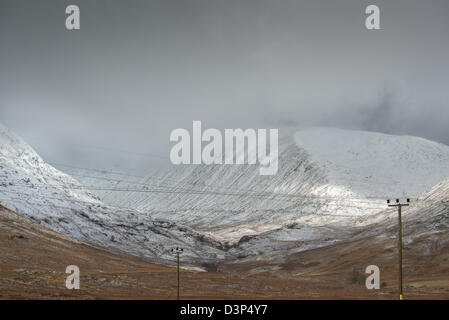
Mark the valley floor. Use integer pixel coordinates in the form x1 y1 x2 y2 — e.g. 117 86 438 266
0 205 448 300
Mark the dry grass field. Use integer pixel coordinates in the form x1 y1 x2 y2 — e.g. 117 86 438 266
1 205 448 300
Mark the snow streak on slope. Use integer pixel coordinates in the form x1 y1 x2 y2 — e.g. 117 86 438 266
0 123 225 265
73 128 449 242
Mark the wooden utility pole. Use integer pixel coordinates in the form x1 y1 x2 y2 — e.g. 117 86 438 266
170 247 184 300
387 198 409 300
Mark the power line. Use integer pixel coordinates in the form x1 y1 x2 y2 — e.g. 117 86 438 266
4 170 449 211
4 187 449 231
58 161 400 197
0 187 398 222
0 189 384 214
0 180 388 206
3 176 448 207
47 164 448 204
3 187 447 223
0 163 394 203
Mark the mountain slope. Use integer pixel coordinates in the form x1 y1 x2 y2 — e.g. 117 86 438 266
0 123 225 265
71 127 449 242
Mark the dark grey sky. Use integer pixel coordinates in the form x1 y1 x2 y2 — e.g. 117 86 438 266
1 0 448 173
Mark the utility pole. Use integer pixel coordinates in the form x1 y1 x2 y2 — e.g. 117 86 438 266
170 247 184 300
387 198 409 300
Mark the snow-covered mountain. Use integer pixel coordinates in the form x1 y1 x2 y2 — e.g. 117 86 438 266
2 123 449 270
69 127 449 242
0 123 226 266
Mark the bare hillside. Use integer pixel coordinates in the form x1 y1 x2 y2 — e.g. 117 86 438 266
1 205 448 300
